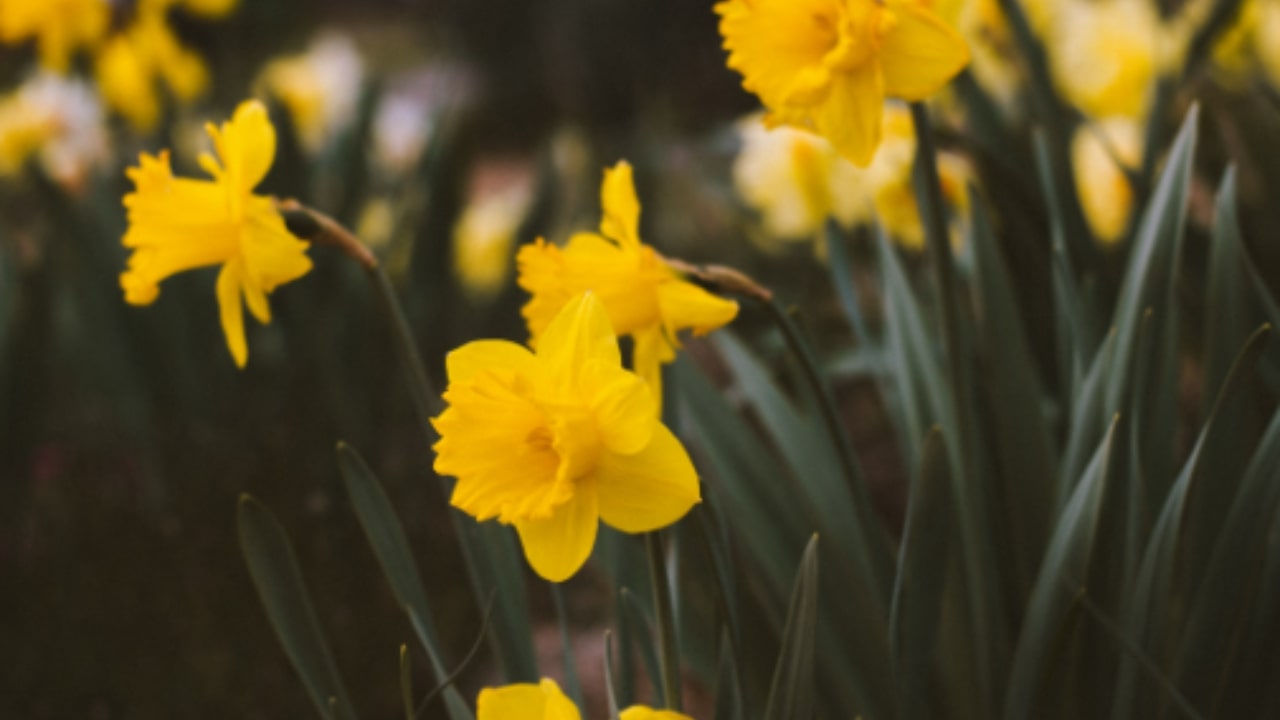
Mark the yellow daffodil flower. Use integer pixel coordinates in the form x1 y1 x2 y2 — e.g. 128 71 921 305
715 0 970 166
0 0 109 73
119 100 312 368
432 292 702 582
453 176 534 300
1071 118 1141 246
258 34 364 154
0 72 108 191
476 678 694 720
517 161 738 403
95 10 210 132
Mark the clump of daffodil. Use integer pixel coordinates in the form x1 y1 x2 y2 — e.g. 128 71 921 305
1071 118 1142 246
258 34 364 155
0 72 108 191
517 161 737 401
94 7 212 132
733 105 971 252
0 0 109 73
432 292 702 582
452 168 534 300
477 677 694 720
119 100 312 368
715 0 970 166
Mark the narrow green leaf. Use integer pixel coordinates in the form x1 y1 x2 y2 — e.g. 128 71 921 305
715 626 745 720
603 632 623 720
238 494 357 720
335 442 473 720
764 535 820 720
400 646 414 720
1202 167 1252 410
890 427 953 720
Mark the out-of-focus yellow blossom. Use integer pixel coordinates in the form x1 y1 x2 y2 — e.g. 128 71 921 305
475 678 695 720
433 293 702 582
258 35 364 154
170 0 240 19
1195 0 1280 87
1071 118 1141 246
453 172 534 299
732 112 869 244
119 100 312 368
0 72 107 191
517 162 738 402
95 10 210 132
0 0 109 73
715 0 970 166
1048 0 1177 121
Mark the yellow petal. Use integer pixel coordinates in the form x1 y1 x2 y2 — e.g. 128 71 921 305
216 260 248 368
515 482 599 582
445 339 540 385
536 292 622 384
477 678 580 720
813 64 884 167
581 358 656 455
599 161 642 249
657 280 739 336
596 423 700 534
879 2 971 101
239 199 313 291
632 327 674 414
715 0 839 110
620 707 695 720
210 100 276 194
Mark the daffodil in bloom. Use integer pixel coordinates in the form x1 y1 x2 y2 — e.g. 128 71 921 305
715 0 970 166
1071 118 1141 246
453 168 534 299
0 0 109 72
95 9 211 132
0 72 108 191
119 100 312 368
476 677 694 720
432 293 702 582
258 34 364 154
1196 0 1280 88
517 162 737 402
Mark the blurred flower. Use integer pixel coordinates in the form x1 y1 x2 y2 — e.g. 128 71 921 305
372 93 433 175
1048 0 1175 121
166 0 239 19
732 112 869 244
119 100 312 368
95 9 210 132
452 166 534 300
0 0 109 72
715 0 970 166
1197 0 1280 87
1071 118 1141 246
258 34 364 154
517 161 738 402
0 72 107 191
476 678 694 720
733 105 971 251
433 293 701 582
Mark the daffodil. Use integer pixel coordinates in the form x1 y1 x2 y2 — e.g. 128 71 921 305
258 34 364 154
1071 118 1141 246
0 72 108 191
0 0 109 73
715 0 970 166
432 292 702 582
517 161 738 402
453 174 534 299
119 100 312 368
476 678 694 720
95 10 210 132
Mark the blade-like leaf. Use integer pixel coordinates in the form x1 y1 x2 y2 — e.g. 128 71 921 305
764 535 820 720
238 495 357 720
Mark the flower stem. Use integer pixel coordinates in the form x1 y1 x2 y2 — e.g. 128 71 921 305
369 263 443 436
645 531 683 712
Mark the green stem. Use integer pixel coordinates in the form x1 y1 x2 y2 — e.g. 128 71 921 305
551 582 585 708
368 264 443 437
646 532 683 712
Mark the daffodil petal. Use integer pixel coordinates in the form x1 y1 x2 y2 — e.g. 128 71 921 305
445 339 540 385
599 161 642 249
596 424 700 534
216 260 248 368
620 707 695 720
879 2 971 101
582 358 656 454
477 678 580 720
216 100 276 193
536 292 622 383
632 327 674 414
515 483 599 582
814 64 884 167
657 280 739 336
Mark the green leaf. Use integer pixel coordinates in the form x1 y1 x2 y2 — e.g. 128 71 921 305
764 535 820 720
1202 167 1253 412
715 626 745 720
1004 418 1118 720
335 443 473 720
890 427 953 720
237 495 357 720
603 632 623 720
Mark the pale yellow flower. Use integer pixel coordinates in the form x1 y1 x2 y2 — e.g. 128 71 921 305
453 175 534 299
716 0 970 166
0 72 107 190
120 101 312 368
433 293 701 582
258 34 364 154
95 10 210 132
0 0 109 72
1071 118 1141 246
517 162 738 403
